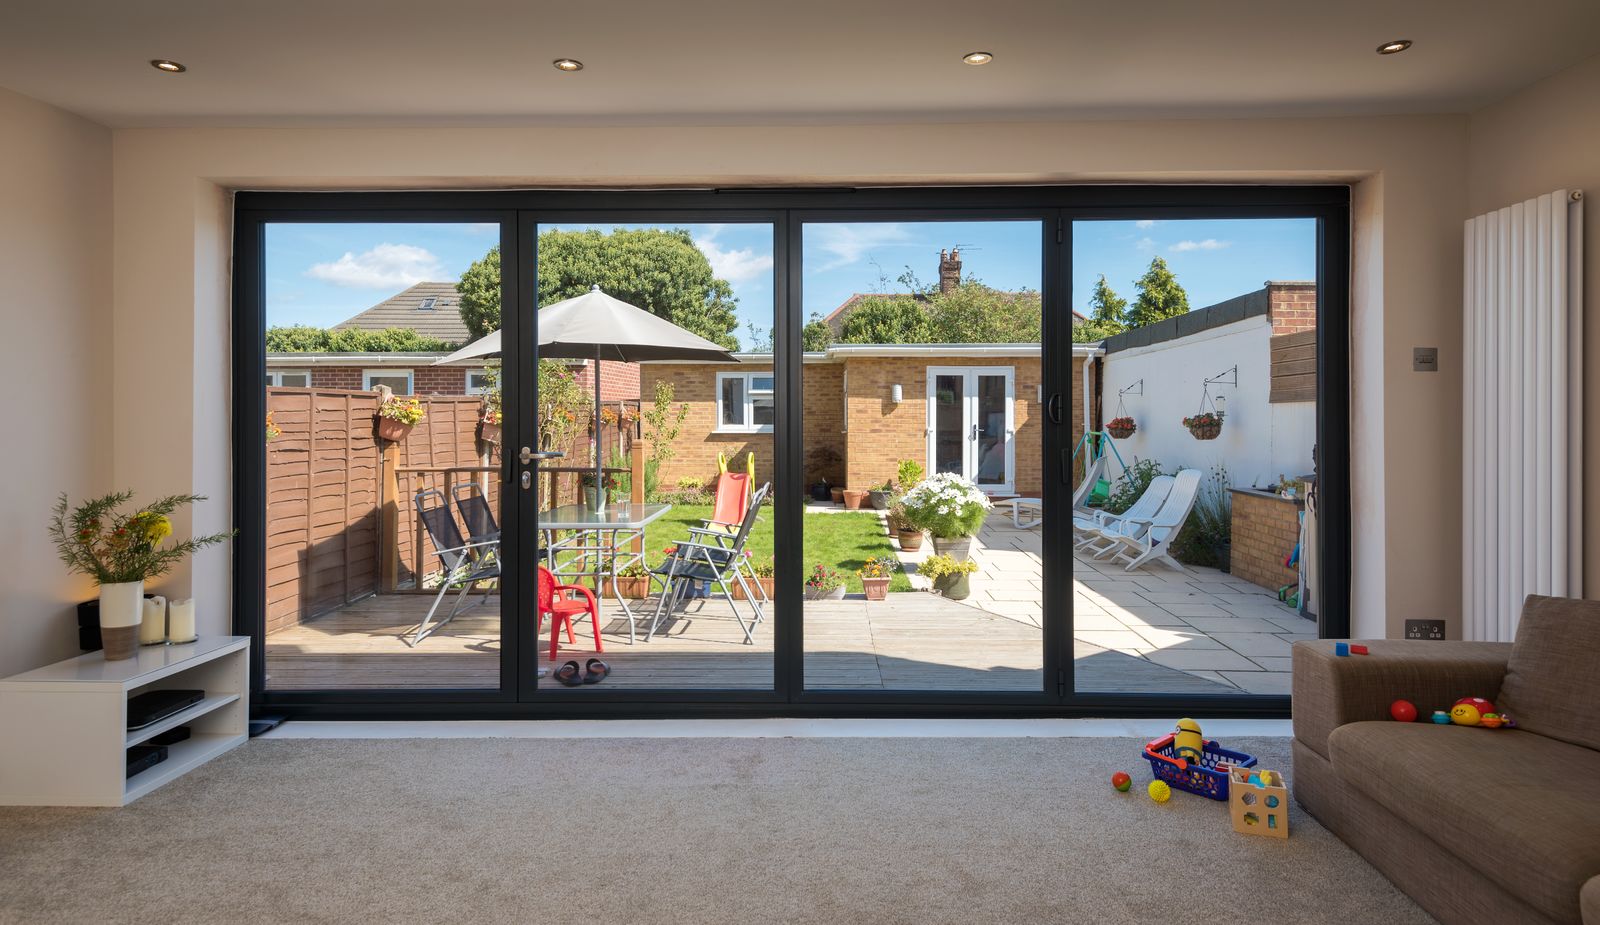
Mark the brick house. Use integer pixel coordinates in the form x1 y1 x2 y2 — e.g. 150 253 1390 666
267 280 640 400
640 343 1101 498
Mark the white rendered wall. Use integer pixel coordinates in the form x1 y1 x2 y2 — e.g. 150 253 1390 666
1098 317 1315 490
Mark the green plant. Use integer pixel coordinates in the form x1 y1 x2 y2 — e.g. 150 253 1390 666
1182 411 1225 430
885 503 916 533
750 555 776 579
1104 459 1168 515
378 397 425 424
50 492 234 585
874 479 897 493
895 459 924 488
898 473 992 539
1172 465 1233 567
804 564 843 591
642 380 691 470
856 555 898 580
615 560 651 579
265 325 457 353
265 412 280 441
916 554 978 580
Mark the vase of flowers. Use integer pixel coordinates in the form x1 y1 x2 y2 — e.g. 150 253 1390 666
1106 416 1137 439
581 470 619 511
918 554 979 601
900 473 992 561
1183 411 1225 440
376 396 425 442
857 556 897 601
803 564 845 601
49 492 233 660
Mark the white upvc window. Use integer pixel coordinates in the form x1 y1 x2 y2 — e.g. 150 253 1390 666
363 369 414 394
715 371 774 433
465 368 494 394
267 370 311 388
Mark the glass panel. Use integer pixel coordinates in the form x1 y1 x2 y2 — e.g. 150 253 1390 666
262 222 503 691
932 374 965 477
801 220 1044 693
974 374 1007 487
720 376 745 428
534 221 777 691
1072 217 1319 698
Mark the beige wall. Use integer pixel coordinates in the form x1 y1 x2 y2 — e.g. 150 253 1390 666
1467 52 1600 600
94 112 1477 642
0 88 112 676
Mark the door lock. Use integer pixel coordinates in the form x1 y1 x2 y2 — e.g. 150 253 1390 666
521 470 532 490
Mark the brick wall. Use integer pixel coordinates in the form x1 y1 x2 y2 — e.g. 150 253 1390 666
307 366 467 396
1229 488 1303 592
571 359 641 403
1267 281 1317 336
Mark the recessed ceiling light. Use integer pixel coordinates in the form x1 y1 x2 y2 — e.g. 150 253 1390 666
962 51 994 66
552 58 584 72
150 59 186 73
1376 39 1412 55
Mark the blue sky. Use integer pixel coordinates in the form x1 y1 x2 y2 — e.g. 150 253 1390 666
265 217 1316 343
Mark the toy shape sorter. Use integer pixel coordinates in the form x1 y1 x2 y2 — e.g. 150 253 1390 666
1228 766 1289 838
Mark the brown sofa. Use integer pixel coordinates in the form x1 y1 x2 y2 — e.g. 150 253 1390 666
1293 595 1600 925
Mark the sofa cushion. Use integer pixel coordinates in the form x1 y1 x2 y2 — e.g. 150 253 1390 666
1329 722 1600 925
1499 595 1600 751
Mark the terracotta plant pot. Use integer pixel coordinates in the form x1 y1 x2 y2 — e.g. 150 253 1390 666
841 489 867 510
1187 422 1223 440
375 417 415 442
897 529 924 552
829 487 845 504
1106 422 1136 439
479 420 502 444
731 577 775 601
868 490 892 510
861 576 891 601
932 572 972 600
804 585 846 601
603 576 651 599
931 535 973 561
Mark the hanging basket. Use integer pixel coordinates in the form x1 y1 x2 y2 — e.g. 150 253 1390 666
1106 417 1137 440
1184 416 1224 440
479 420 502 444
375 417 415 443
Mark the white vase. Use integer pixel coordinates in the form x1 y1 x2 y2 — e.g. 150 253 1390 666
98 580 144 661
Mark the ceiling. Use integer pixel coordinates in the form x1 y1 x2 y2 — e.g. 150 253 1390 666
1 0 1597 128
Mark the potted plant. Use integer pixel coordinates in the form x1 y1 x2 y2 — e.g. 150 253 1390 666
1106 416 1137 439
1183 411 1225 440
886 503 923 551
857 556 897 601
375 396 425 442
603 560 652 599
867 479 896 511
841 488 867 510
479 408 501 444
580 470 620 510
918 554 979 601
896 458 924 489
830 486 846 505
49 492 233 660
803 564 845 601
733 555 777 600
899 473 992 560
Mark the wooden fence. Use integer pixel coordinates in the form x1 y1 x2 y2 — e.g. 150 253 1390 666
265 387 639 634
1269 329 1317 403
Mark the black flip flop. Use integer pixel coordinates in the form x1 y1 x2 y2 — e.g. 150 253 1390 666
583 658 611 685
554 660 584 687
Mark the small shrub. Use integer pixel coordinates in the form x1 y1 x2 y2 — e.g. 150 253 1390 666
1104 459 1167 515
896 458 925 488
898 473 992 538
1172 465 1233 568
916 554 978 580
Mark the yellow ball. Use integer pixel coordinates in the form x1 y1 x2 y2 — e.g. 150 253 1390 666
1148 780 1172 803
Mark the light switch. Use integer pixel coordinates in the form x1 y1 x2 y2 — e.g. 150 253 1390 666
1412 347 1438 372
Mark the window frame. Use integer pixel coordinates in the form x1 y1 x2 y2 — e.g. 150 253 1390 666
715 370 776 434
362 368 414 394
465 367 494 395
266 369 311 388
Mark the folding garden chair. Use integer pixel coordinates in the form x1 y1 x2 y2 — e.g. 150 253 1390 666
701 471 751 533
451 482 500 545
647 482 769 644
408 489 500 646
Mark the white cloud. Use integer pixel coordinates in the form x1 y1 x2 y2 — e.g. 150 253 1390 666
1169 239 1231 253
694 228 773 283
306 243 444 289
1135 220 1157 229
1135 237 1156 252
807 223 916 271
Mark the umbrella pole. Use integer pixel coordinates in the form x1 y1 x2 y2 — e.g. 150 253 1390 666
594 346 603 508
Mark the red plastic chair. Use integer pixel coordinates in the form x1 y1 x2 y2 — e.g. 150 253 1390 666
537 566 603 661
705 472 751 532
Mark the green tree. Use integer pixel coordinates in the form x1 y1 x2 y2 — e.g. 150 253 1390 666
926 283 1041 343
1086 275 1127 334
837 296 933 344
1125 257 1190 328
455 229 741 349
801 313 833 352
1072 317 1122 343
265 326 457 352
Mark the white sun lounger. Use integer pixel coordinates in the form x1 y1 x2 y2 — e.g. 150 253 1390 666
1089 468 1202 573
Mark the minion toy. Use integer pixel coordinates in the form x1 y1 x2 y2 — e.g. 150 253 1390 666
1173 717 1205 766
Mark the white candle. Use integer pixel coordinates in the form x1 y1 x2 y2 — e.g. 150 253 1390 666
167 598 197 644
139 596 168 646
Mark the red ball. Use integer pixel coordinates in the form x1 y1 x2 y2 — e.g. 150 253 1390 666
1111 771 1132 792
1389 699 1418 722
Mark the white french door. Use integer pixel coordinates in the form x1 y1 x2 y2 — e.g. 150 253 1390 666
926 366 1015 495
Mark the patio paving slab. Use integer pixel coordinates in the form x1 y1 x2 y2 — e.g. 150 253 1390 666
1210 633 1296 658
1179 616 1289 634
1143 648 1264 672
1220 670 1295 695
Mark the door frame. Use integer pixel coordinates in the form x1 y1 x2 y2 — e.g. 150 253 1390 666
231 185 1350 720
925 365 1017 496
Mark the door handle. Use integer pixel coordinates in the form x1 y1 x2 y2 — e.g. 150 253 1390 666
519 447 565 465
970 424 978 441
1047 393 1063 425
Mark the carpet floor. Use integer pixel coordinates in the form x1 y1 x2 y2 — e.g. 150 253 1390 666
0 736 1433 925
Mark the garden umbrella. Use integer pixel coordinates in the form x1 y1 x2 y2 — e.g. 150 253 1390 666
435 286 737 498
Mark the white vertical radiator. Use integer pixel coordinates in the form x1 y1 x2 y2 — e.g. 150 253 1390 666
1463 189 1584 642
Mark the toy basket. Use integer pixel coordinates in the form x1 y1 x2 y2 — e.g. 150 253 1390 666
1142 733 1257 801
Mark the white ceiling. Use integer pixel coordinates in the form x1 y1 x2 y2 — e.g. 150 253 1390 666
1 0 1596 128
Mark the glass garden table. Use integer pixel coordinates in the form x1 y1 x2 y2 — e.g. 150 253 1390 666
538 502 672 644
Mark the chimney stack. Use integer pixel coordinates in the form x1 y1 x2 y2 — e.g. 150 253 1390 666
938 247 962 294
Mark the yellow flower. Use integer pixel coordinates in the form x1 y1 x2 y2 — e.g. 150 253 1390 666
142 514 172 545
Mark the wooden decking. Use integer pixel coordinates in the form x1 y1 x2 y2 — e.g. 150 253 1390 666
265 591 1230 693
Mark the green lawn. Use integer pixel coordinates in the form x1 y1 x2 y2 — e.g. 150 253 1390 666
640 504 912 593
